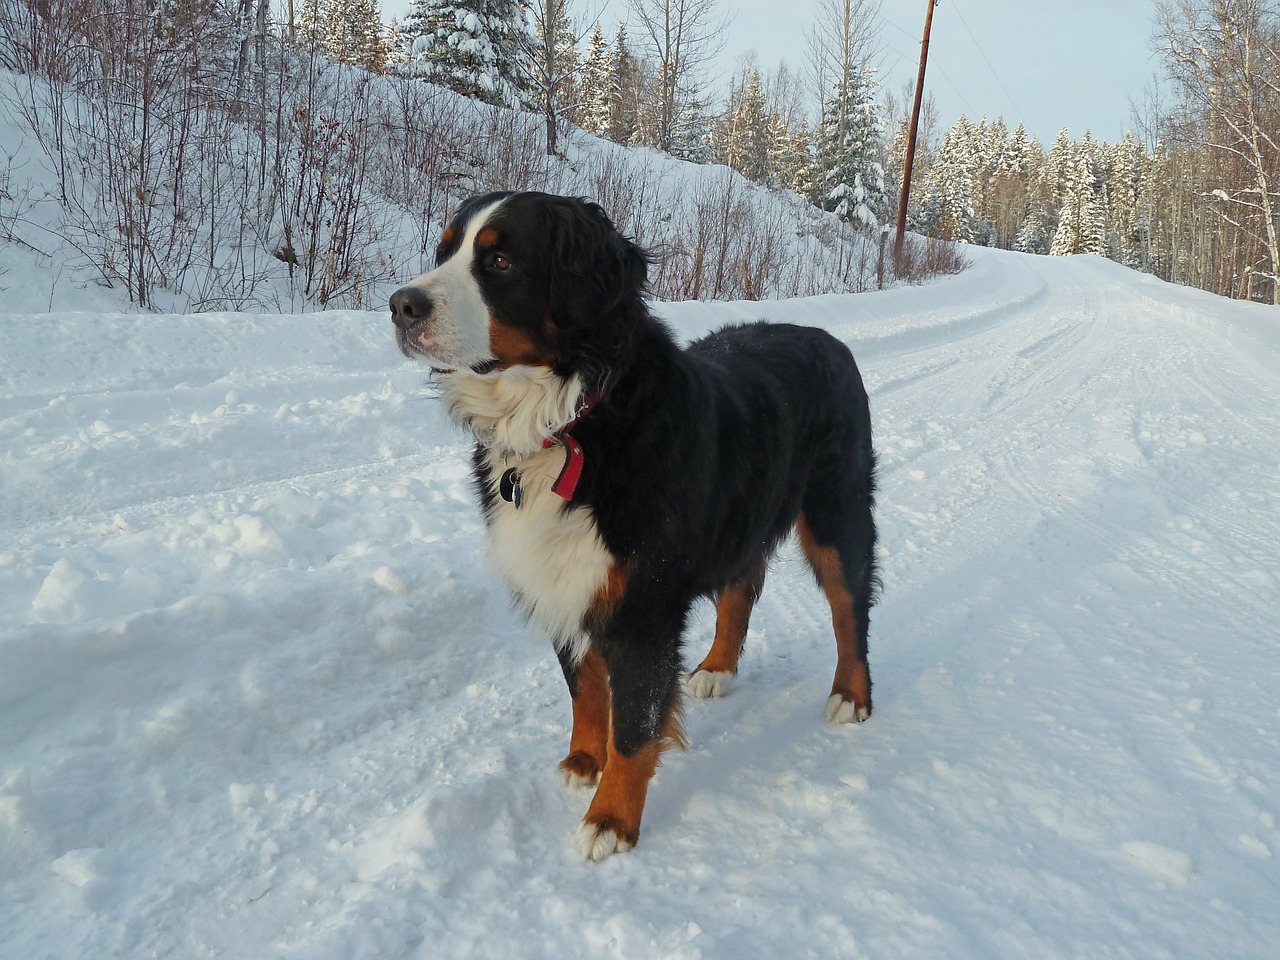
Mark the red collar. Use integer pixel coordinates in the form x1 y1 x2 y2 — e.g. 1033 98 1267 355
543 392 600 501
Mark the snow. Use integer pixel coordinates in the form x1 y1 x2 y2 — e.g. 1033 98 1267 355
3 248 1279 958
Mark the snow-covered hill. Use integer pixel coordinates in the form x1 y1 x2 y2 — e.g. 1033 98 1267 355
2 250 1278 959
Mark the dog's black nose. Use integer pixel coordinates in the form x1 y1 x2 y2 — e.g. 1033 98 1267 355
390 287 434 329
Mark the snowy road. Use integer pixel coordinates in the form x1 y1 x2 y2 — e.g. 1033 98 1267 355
2 250 1278 959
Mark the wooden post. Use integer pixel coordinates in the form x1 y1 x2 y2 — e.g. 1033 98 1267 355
894 0 938 263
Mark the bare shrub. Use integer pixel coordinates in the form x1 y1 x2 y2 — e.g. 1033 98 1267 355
470 104 559 195
280 61 400 307
369 78 472 274
892 232 968 284
2 0 279 306
573 157 806 302
661 170 793 301
0 0 81 79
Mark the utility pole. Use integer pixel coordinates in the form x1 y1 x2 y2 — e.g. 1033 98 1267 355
894 0 937 263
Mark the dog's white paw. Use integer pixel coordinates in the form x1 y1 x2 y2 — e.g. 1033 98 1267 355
561 766 600 789
687 669 735 699
826 694 871 724
558 752 603 789
575 821 633 862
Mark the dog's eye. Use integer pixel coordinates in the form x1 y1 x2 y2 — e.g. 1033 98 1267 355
491 254 511 271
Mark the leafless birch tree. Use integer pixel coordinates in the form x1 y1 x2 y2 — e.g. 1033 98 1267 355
1155 0 1280 303
627 0 731 152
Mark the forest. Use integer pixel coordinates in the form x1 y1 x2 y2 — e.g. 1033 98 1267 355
1 0 1276 307
381 0 1280 306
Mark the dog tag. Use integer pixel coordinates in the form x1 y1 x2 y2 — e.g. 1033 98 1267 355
499 467 522 508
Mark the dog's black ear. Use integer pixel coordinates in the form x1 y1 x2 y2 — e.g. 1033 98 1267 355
545 196 649 327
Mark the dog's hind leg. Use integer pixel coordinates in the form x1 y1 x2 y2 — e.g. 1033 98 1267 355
796 510 876 724
688 562 766 699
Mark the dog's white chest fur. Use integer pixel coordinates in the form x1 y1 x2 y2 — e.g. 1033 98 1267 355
484 445 609 662
442 367 609 664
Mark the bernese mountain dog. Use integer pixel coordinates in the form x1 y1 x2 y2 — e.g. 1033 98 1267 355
390 191 879 861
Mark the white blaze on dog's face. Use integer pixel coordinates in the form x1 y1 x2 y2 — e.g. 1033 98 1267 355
391 190 649 386
389 194 586 455
391 196 509 373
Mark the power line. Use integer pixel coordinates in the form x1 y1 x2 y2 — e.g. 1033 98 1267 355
877 11 977 118
948 0 1027 126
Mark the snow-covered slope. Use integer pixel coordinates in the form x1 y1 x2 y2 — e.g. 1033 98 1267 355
2 250 1278 959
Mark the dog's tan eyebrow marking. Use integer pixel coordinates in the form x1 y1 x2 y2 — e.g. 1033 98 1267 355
476 226 502 250
440 225 455 247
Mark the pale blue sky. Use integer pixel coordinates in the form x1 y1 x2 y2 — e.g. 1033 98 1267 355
381 0 1160 146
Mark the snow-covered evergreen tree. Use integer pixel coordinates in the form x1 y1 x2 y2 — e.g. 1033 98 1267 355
961 115 1002 245
1076 134 1108 257
716 67 773 183
812 64 887 229
1005 122 1036 178
299 0 389 71
670 89 715 163
606 23 640 145
983 118 1039 249
1105 132 1148 268
393 0 528 106
776 119 816 200
1013 208 1052 255
385 17 410 68
1044 128 1075 207
578 23 613 137
984 116 1010 173
1050 133 1107 257
922 115 980 242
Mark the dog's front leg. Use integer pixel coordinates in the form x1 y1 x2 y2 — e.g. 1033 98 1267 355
557 644 610 788
575 640 685 861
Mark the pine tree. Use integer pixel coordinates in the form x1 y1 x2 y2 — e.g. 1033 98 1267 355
1013 209 1052 255
670 88 714 163
1005 122 1035 178
716 67 773 183
393 0 528 106
1105 132 1147 267
299 0 389 71
1044 128 1075 208
385 17 410 68
1050 133 1107 257
813 64 887 229
777 119 816 200
963 115 1004 245
578 23 613 137
923 115 980 242
606 23 640 145
986 119 1038 249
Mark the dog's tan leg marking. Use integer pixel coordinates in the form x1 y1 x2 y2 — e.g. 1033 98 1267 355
559 647 611 788
797 515 872 723
576 698 684 861
688 566 763 699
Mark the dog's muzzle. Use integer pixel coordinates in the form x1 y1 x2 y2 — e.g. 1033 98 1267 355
390 286 434 331
390 286 442 362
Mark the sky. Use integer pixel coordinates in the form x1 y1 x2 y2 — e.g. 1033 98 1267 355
381 0 1162 147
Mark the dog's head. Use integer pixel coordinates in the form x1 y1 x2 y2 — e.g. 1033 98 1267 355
390 192 649 378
